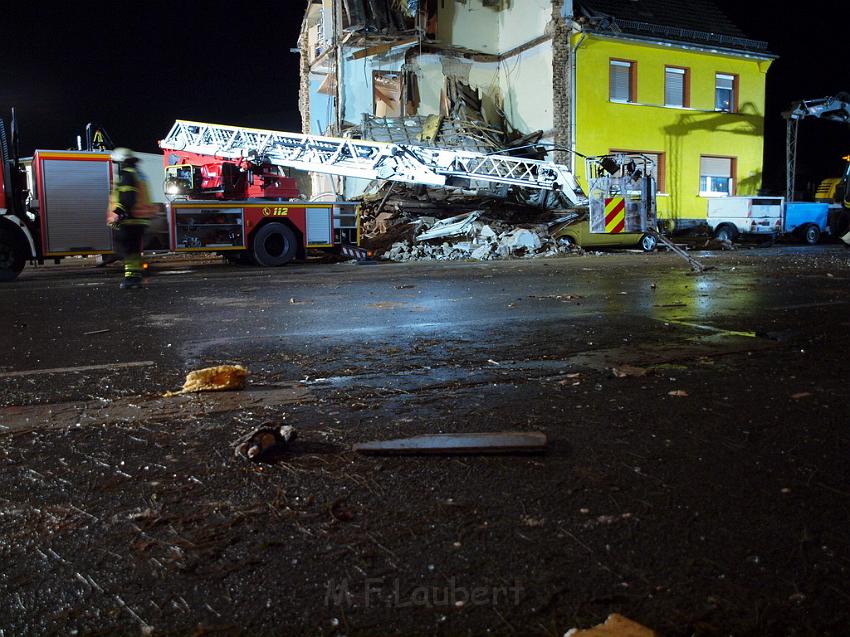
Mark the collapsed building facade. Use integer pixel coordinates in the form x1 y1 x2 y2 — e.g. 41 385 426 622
299 0 772 245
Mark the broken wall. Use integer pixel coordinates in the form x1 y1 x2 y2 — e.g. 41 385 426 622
497 42 554 137
340 47 412 125
413 54 500 120
436 0 553 54
412 46 554 138
309 74 336 135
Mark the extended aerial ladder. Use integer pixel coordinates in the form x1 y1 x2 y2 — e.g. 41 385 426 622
160 119 589 207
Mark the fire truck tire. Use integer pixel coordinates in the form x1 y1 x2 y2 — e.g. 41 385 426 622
251 223 298 267
0 228 26 282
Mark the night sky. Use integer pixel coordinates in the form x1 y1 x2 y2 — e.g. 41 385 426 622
2 1 848 194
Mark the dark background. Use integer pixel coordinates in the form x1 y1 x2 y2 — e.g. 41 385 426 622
2 1 848 195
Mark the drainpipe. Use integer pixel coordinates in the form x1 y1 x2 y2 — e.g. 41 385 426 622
334 0 344 196
570 29 586 177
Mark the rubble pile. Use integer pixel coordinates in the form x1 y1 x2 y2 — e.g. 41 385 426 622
362 207 580 262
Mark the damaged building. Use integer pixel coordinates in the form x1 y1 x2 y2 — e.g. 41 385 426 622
299 0 772 241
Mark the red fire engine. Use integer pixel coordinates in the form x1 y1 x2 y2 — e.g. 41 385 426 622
161 148 360 266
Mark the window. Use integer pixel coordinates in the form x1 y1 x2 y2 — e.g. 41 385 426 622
609 60 636 103
664 67 688 108
715 73 737 112
610 150 665 192
700 156 736 196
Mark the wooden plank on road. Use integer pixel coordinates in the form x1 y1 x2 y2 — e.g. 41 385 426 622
353 431 548 455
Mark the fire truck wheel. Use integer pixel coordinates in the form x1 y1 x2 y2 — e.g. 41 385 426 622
0 229 26 282
251 223 298 267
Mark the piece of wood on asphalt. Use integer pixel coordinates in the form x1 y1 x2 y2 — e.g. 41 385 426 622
565 613 657 637
353 431 547 455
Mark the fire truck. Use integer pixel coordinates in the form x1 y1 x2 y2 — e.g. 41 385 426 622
160 145 360 267
158 119 658 264
0 116 171 281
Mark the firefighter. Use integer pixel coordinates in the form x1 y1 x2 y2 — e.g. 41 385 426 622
107 148 153 288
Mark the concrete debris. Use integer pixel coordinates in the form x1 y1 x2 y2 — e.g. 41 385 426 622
235 425 297 462
383 217 575 262
501 228 542 253
612 364 649 378
164 365 248 397
564 613 657 637
416 211 482 241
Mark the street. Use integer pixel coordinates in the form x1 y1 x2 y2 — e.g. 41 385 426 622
1 246 849 635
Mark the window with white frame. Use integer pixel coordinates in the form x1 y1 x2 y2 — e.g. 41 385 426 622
700 156 734 196
715 73 735 112
610 60 634 103
665 67 687 108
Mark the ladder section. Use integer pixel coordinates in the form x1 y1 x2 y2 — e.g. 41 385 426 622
160 120 585 206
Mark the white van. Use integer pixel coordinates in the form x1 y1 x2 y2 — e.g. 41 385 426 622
706 197 782 241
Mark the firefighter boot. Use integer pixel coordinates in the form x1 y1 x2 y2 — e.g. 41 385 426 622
121 255 144 289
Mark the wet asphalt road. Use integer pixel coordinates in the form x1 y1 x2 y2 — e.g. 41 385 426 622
1 246 849 636
2 246 847 401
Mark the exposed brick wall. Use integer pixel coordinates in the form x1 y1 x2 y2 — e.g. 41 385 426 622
298 16 312 136
550 0 571 166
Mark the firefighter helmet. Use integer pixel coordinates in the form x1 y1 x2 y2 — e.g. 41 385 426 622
111 147 135 162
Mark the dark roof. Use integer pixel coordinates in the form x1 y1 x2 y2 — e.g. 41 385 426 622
574 0 769 53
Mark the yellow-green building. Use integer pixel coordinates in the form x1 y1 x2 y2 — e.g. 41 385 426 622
571 1 774 228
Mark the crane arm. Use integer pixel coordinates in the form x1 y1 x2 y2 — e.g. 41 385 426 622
787 93 850 123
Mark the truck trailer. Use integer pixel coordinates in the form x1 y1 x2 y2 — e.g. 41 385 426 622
707 196 831 244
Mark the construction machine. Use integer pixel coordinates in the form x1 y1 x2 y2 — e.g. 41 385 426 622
785 93 850 239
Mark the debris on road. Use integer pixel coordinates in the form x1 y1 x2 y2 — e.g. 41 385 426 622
164 365 248 397
667 389 689 397
357 182 584 262
564 613 657 637
234 424 297 462
379 212 576 262
83 329 111 336
353 431 547 455
415 211 481 241
612 364 650 378
791 391 813 399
